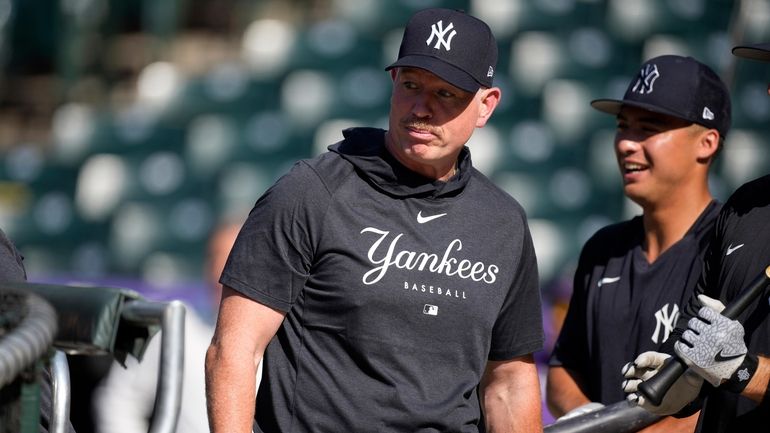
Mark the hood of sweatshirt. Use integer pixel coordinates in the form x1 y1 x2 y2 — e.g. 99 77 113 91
328 127 473 199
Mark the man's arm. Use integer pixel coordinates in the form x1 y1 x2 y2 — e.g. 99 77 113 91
546 366 590 417
480 354 542 433
205 286 286 433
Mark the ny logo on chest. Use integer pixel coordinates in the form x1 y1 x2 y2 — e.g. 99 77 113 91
651 303 679 344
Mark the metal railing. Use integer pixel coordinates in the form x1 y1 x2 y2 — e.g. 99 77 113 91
49 352 70 433
48 299 186 433
121 300 186 433
5 286 188 433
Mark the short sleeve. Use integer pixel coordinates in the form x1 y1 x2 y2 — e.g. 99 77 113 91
220 161 331 312
487 222 544 360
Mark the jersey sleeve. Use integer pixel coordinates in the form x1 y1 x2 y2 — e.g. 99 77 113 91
487 217 544 360
220 161 331 312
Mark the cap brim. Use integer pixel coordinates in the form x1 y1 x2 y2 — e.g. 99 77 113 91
732 43 770 62
590 98 691 122
386 55 481 93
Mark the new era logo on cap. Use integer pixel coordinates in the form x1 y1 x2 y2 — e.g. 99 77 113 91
591 55 732 138
386 8 498 93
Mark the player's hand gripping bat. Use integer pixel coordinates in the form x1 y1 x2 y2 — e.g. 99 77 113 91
638 265 770 406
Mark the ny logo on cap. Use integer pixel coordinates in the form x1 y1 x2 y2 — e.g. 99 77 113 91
631 64 660 95
426 20 457 51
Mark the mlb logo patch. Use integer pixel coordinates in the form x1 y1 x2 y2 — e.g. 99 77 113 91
423 304 438 316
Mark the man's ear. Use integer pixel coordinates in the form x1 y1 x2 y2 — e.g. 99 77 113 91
696 128 720 163
476 87 501 128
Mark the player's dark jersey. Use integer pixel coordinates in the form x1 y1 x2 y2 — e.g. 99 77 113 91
677 174 770 433
550 201 720 404
222 127 544 432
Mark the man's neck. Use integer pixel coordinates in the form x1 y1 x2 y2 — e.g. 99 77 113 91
383 131 458 181
641 191 713 263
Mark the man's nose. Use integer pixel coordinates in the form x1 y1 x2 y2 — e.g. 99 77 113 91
410 92 433 118
615 135 641 155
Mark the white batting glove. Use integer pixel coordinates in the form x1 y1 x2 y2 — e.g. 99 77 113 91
622 351 703 415
674 295 747 387
555 402 605 423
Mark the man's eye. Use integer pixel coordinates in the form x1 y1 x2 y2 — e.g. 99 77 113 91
403 81 418 89
438 89 455 98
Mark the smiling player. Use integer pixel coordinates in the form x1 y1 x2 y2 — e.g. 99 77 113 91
547 55 731 432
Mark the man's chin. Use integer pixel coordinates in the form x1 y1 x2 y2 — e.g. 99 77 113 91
623 188 653 209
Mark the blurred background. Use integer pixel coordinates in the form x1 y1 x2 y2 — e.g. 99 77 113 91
1 0 770 429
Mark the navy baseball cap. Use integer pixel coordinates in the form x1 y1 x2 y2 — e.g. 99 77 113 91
386 8 497 93
591 55 731 138
732 42 770 61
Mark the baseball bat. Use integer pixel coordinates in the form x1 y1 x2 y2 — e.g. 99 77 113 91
543 400 660 433
638 264 770 406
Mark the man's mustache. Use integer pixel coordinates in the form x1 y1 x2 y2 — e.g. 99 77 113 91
402 120 436 133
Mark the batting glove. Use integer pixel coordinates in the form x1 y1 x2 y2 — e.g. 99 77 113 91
674 295 747 387
622 351 703 415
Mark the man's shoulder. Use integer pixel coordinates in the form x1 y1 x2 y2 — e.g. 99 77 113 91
466 169 528 216
294 150 358 194
575 217 643 265
584 217 641 248
720 174 770 224
728 174 770 205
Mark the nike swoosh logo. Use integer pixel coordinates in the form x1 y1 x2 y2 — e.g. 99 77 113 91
714 349 744 362
597 276 621 287
726 243 744 256
417 211 447 224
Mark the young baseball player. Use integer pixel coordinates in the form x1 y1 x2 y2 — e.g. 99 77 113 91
206 8 544 433
547 55 731 432
624 42 770 433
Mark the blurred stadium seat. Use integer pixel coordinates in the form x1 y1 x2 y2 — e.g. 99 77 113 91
3 0 770 430
0 0 767 302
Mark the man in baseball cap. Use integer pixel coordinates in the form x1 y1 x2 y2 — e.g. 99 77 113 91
548 55 730 431
207 8 544 433
623 45 770 433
